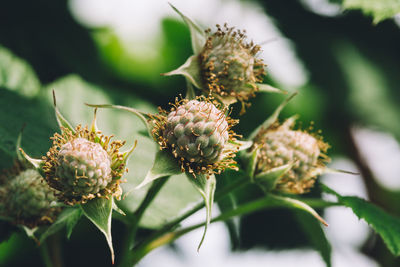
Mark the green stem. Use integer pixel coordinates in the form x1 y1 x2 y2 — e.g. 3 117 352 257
118 176 170 267
126 176 249 265
131 195 339 263
39 240 53 267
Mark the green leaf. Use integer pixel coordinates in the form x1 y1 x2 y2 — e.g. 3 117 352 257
294 210 332 267
186 173 216 251
248 92 297 140
162 55 203 89
169 3 206 54
81 197 115 264
39 207 82 243
342 0 400 24
136 150 182 189
321 184 400 256
0 45 41 98
254 163 293 192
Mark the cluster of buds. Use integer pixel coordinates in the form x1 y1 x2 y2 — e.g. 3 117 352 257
149 97 241 176
0 161 59 228
252 118 330 194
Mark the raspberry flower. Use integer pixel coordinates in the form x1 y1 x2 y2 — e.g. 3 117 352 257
0 161 59 228
164 4 284 113
20 94 136 206
251 117 330 194
150 97 242 177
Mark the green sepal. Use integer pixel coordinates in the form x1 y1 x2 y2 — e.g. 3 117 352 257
269 194 328 226
85 103 153 138
162 55 203 89
81 197 115 264
169 3 206 54
256 83 287 94
241 147 259 180
15 129 24 163
229 140 253 152
186 173 216 251
112 201 126 216
21 226 38 242
185 80 197 100
254 163 294 192
294 210 332 267
52 90 75 134
136 150 181 189
17 148 44 170
248 92 297 140
39 207 83 243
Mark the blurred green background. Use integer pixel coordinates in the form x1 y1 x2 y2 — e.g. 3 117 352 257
1 0 400 266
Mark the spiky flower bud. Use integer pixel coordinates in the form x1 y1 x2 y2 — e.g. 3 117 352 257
0 164 59 228
43 125 130 205
253 120 329 194
199 24 265 108
151 97 240 176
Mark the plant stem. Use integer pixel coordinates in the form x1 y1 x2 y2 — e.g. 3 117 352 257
39 240 53 267
126 176 249 265
118 176 170 267
40 234 63 267
130 195 339 264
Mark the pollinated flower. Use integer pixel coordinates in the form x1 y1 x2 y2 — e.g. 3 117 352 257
43 123 132 205
0 162 59 228
164 5 284 114
252 118 329 194
199 24 265 107
150 97 242 176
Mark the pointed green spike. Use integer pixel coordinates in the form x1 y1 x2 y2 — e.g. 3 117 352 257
244 147 259 180
162 55 203 89
169 3 206 54
186 173 216 251
232 140 253 151
15 126 25 162
22 226 38 242
248 92 298 140
254 163 294 192
18 148 44 169
256 83 287 94
112 201 126 216
324 168 359 175
270 194 328 226
85 103 153 138
52 90 75 134
121 140 137 165
90 108 99 133
185 81 196 100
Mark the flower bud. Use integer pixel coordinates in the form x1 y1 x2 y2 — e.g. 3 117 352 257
0 166 59 228
254 120 329 194
199 24 265 108
151 97 240 176
43 125 128 205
